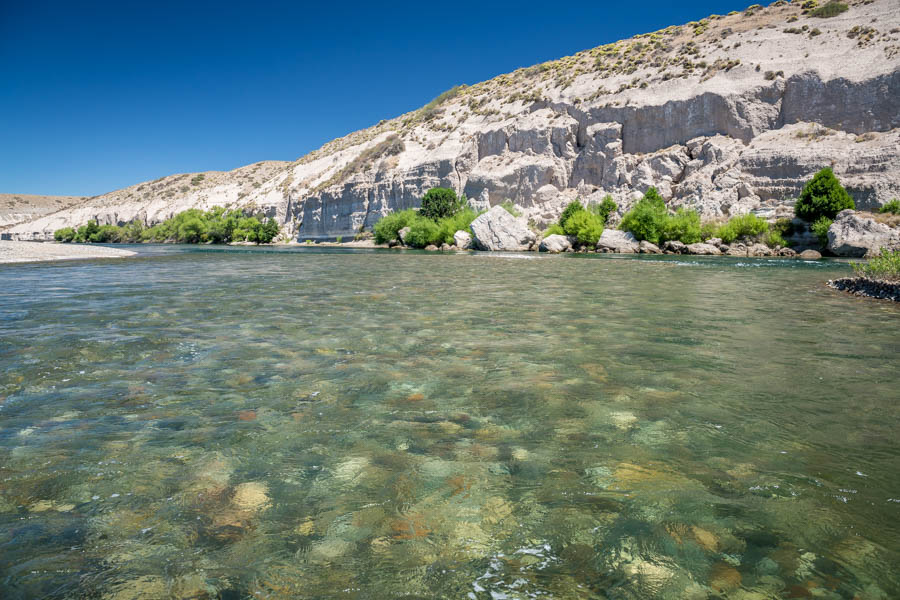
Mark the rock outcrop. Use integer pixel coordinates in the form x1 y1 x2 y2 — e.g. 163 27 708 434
827 210 900 257
539 234 574 253
453 230 473 250
470 206 536 251
5 0 900 242
596 230 639 253
686 242 722 256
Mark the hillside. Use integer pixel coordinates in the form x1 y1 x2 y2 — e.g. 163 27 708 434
6 0 900 241
0 193 85 230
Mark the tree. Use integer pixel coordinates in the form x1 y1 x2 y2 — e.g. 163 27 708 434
419 187 460 221
795 168 854 222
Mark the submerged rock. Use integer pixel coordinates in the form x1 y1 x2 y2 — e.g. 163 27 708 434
231 482 270 511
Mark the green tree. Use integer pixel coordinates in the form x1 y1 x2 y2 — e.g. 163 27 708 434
795 168 854 222
419 187 460 221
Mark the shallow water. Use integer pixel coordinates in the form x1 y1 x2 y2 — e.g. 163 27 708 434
1 246 898 599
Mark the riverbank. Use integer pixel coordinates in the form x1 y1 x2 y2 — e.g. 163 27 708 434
828 277 900 302
0 241 136 264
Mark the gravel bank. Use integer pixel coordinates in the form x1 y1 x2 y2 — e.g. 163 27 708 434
828 277 900 302
0 241 136 264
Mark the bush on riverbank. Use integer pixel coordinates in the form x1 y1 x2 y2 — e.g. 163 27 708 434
542 200 607 245
794 168 854 222
851 248 900 282
54 207 281 245
619 188 702 245
54 227 76 242
810 216 833 247
372 188 482 247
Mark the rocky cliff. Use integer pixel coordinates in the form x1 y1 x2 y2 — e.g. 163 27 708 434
6 0 900 241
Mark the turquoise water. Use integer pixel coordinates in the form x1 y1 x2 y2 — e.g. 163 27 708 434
1 246 898 599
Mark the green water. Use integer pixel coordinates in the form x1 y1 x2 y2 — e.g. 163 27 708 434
1 246 898 599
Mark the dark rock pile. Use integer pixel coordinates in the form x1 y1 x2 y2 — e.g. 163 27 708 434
827 277 900 302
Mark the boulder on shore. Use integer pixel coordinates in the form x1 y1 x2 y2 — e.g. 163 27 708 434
798 249 822 260
539 234 574 253
470 205 536 251
747 243 773 257
827 210 900 258
453 230 472 250
663 240 687 254
686 242 721 255
596 230 639 253
639 240 661 254
398 227 411 244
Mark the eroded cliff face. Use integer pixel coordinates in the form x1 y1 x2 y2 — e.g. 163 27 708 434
6 0 900 241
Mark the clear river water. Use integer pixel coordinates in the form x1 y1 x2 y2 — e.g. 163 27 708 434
1 246 898 599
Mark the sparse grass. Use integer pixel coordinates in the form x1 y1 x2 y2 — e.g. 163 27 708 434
851 249 900 282
500 201 521 217
809 1 848 18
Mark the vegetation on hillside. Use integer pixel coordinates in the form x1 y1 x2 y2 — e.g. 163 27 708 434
54 207 281 245
879 199 900 215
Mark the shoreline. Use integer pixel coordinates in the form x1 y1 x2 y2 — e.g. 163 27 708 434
827 277 900 302
0 241 137 264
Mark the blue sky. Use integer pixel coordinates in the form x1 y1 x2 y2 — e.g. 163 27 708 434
1 0 749 196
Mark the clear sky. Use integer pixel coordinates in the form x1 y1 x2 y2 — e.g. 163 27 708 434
1 0 750 196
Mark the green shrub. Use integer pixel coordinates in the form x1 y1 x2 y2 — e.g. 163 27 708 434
879 199 900 215
795 168 854 221
74 220 99 242
564 211 604 245
54 227 76 242
420 187 460 221
499 200 521 217
700 221 718 241
92 224 123 243
851 249 900 281
810 216 833 247
660 208 701 244
403 215 441 248
716 213 770 243
589 195 618 224
435 207 481 245
543 223 566 236
559 200 586 229
809 1 848 17
373 209 416 244
763 230 787 248
335 235 343 243
619 188 668 244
